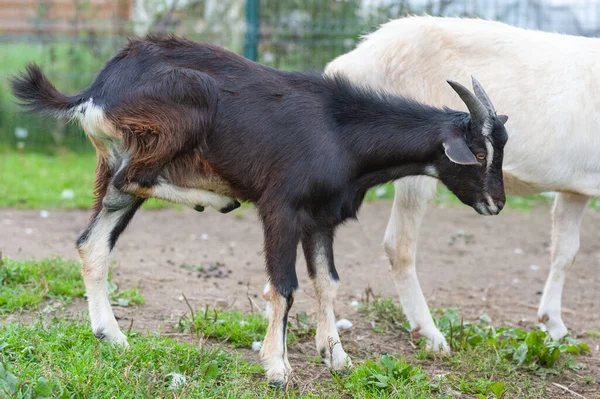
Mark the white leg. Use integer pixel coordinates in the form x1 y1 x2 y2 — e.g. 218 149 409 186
384 176 448 351
77 201 141 346
260 286 292 385
302 231 350 371
538 192 589 340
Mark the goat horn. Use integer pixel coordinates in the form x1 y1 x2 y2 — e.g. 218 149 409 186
447 79 490 126
471 76 497 114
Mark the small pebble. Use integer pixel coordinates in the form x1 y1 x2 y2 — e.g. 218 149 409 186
350 300 360 307
530 264 539 271
201 233 209 240
512 278 520 284
514 248 523 255
251 341 262 352
24 228 33 235
40 210 49 218
336 319 353 330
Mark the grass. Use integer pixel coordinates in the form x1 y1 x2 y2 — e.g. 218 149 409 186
359 296 593 398
0 319 268 399
6 150 600 211
0 256 144 313
0 151 176 210
177 308 315 349
0 317 537 399
0 296 595 398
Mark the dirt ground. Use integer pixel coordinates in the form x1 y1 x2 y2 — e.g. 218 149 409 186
1 202 599 397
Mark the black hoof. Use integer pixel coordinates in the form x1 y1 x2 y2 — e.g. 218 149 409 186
220 200 241 214
94 332 106 340
194 205 205 212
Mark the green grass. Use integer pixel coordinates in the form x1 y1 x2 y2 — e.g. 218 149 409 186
1 301 594 398
0 151 176 209
178 308 315 349
358 296 592 398
0 319 268 399
0 318 528 399
0 256 144 313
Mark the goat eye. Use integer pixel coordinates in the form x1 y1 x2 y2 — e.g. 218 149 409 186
476 153 486 160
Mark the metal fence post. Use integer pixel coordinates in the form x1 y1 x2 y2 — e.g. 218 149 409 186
244 0 260 61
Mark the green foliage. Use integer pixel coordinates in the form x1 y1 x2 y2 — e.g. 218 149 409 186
431 309 589 372
178 308 315 349
358 294 407 333
0 151 176 209
0 319 266 398
0 257 84 313
0 257 144 313
178 308 268 348
343 355 448 399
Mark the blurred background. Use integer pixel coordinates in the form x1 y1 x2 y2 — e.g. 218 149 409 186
1 0 599 209
1 0 599 153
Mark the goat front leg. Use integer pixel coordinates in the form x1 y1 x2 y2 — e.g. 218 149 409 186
259 209 300 386
538 192 589 340
302 229 351 371
384 177 448 351
77 189 144 346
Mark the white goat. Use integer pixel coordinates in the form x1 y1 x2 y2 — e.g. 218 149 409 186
326 16 600 351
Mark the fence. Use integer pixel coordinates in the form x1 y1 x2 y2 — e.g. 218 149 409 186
1 0 599 153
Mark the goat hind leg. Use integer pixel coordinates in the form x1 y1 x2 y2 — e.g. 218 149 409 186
384 177 448 351
538 192 589 340
77 190 144 346
302 230 350 371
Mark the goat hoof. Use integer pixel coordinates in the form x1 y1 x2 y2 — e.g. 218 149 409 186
94 332 106 340
194 205 205 212
220 200 241 214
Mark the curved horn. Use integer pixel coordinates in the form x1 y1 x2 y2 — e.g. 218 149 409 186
447 79 490 125
471 76 497 114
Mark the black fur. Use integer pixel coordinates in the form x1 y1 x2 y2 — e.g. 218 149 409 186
10 34 508 302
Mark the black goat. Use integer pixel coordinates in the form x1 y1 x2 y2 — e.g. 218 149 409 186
10 34 508 385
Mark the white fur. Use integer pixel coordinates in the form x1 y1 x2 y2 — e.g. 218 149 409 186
326 16 599 344
78 208 130 346
259 291 292 384
310 240 351 370
149 180 236 210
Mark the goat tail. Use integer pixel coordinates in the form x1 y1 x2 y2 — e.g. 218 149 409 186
10 63 81 120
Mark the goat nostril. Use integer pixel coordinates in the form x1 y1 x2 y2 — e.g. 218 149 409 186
496 201 504 211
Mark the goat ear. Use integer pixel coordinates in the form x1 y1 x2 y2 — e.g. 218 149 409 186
443 136 478 165
497 114 509 125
